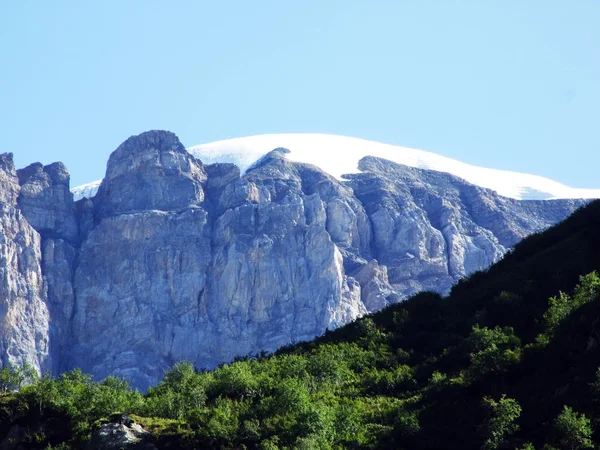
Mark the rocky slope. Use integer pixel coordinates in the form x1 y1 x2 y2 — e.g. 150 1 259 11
0 130 587 388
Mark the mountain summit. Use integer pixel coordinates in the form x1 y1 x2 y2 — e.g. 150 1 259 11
72 134 600 201
0 130 590 389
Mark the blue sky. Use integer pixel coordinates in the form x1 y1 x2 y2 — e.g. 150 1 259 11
1 1 598 188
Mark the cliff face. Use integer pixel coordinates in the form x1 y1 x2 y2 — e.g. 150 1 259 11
0 154 50 373
0 131 586 389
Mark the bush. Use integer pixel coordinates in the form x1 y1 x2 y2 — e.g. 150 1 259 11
479 395 521 450
553 406 594 450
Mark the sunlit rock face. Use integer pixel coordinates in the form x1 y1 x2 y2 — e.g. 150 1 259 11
343 156 583 299
0 130 586 389
16 161 78 374
17 161 78 243
0 153 50 374
94 130 207 219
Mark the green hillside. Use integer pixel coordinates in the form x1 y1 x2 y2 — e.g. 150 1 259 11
2 200 600 450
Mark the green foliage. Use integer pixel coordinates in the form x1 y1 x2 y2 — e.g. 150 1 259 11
16 368 142 445
429 370 447 386
3 272 600 449
467 326 522 379
0 361 38 393
0 365 19 393
192 397 240 446
479 394 521 450
364 364 415 395
537 272 600 345
516 444 535 450
209 361 258 401
145 361 208 419
552 406 594 450
535 290 572 347
394 407 421 438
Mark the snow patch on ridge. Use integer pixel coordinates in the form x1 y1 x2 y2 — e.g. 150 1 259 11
71 134 600 201
188 134 600 200
71 179 102 201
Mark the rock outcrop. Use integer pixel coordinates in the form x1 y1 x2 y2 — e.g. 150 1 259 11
16 161 78 374
94 130 207 219
0 154 50 373
0 130 587 388
87 415 155 450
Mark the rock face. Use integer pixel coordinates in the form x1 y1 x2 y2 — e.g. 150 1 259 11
0 154 50 373
87 416 155 450
16 161 78 374
0 130 587 388
94 131 206 219
344 157 582 298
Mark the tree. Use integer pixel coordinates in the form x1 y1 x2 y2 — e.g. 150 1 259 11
0 365 18 393
194 397 240 446
209 362 257 402
479 394 521 450
27 371 58 414
467 326 522 379
516 444 535 450
553 406 594 450
0 362 38 393
571 271 600 307
145 361 208 419
538 272 600 345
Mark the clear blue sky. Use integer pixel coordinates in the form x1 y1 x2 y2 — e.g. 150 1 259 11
1 1 598 188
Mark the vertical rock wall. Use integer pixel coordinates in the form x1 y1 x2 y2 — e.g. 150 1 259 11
0 154 49 373
0 130 587 388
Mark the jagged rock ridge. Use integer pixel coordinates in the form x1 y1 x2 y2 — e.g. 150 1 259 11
0 130 587 389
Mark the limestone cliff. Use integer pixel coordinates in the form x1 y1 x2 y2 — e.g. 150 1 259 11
0 154 50 373
0 130 586 388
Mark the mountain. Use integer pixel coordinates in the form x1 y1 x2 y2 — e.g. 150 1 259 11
0 130 591 390
72 133 600 201
2 192 600 450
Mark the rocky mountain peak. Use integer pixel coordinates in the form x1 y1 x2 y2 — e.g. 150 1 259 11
247 147 292 172
95 130 207 218
16 161 78 244
0 131 590 389
43 162 71 185
271 147 291 155
0 152 16 176
0 153 20 205
110 129 186 159
103 130 199 181
17 161 70 187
